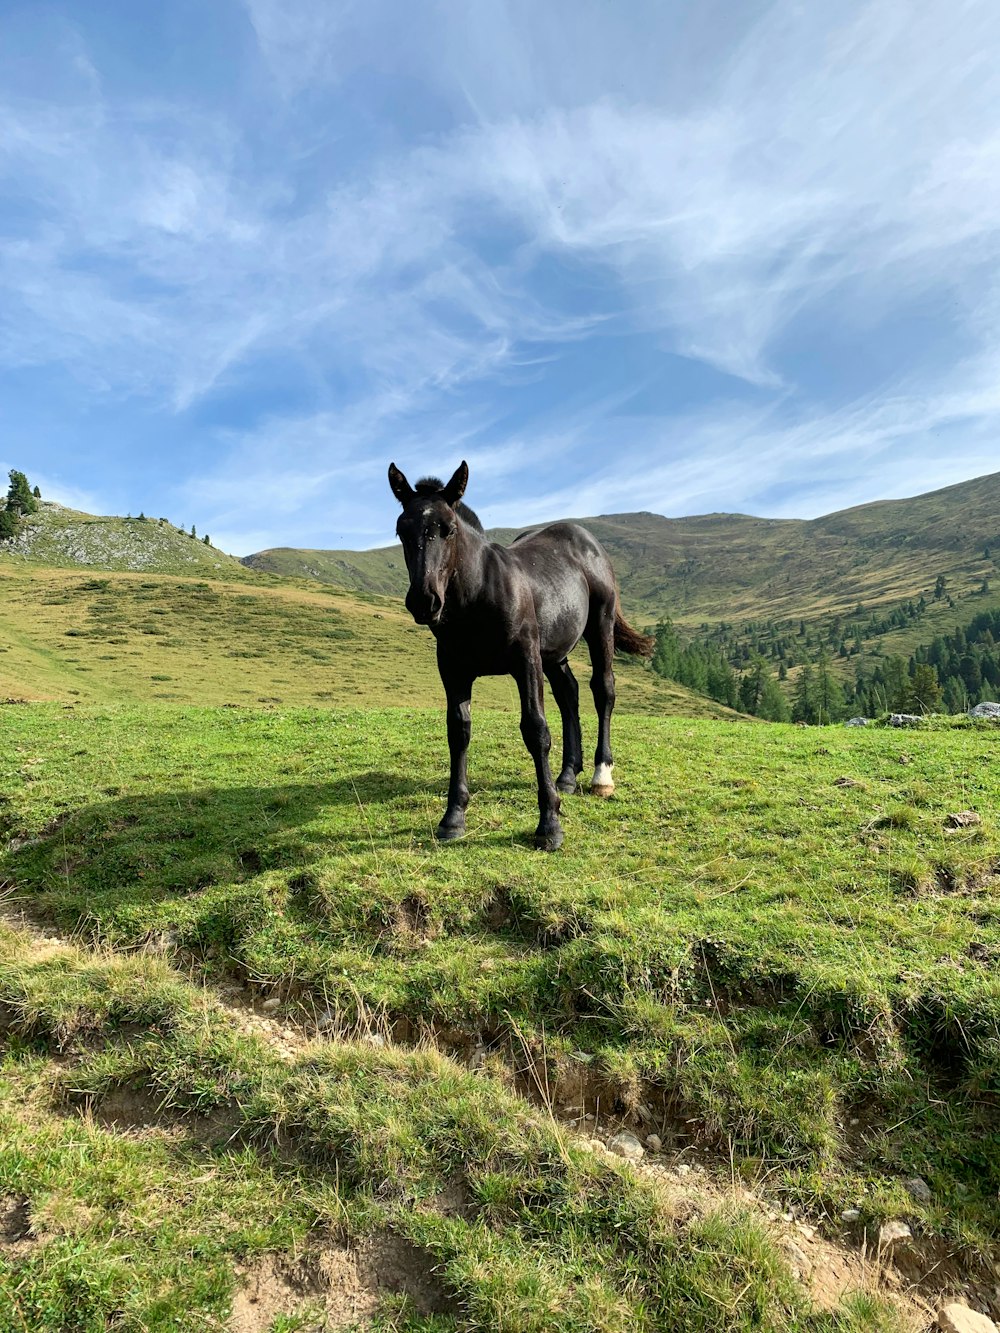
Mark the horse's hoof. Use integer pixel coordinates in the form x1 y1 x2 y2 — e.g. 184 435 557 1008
590 783 615 799
436 823 466 842
556 776 579 794
534 827 564 852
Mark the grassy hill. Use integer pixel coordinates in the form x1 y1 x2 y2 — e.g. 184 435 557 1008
2 500 256 579
2 704 998 1329
246 472 1000 636
0 563 731 718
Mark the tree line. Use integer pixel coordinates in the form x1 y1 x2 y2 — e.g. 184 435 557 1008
651 600 1000 721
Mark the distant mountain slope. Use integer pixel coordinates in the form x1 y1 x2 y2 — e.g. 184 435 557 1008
1 501 255 579
245 471 1000 629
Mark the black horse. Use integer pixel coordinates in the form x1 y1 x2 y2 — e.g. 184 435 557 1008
388 460 654 850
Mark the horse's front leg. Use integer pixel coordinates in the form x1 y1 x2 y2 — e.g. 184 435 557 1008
513 646 563 851
437 669 473 842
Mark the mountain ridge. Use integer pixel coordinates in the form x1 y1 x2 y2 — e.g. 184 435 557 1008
242 469 1000 629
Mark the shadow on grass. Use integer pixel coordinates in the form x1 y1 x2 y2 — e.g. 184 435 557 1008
4 772 443 916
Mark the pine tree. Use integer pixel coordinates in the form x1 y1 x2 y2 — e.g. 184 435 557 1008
32 485 40 499
758 675 791 722
815 649 841 723
190 524 196 538
792 665 817 724
902 663 942 715
203 533 210 545
6 470 37 516
0 506 18 541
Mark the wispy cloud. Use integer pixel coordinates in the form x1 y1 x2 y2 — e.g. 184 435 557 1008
3 0 1000 548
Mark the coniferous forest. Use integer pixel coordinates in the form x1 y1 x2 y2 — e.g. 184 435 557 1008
650 594 1000 721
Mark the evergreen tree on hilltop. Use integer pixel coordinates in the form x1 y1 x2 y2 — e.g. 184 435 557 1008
6 470 38 516
0 505 18 541
32 485 40 499
0 469 39 543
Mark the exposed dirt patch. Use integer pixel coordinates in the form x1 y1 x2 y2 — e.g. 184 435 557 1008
0 1194 35 1256
395 893 431 941
230 1234 452 1331
62 1080 241 1146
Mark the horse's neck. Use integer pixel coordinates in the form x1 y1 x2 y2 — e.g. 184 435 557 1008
447 522 489 610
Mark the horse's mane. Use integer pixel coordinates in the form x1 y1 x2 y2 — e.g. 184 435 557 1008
415 476 484 533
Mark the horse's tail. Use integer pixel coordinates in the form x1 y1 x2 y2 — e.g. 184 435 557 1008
614 605 655 658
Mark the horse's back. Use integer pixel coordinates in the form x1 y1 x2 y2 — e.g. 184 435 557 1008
506 522 615 659
510 522 614 585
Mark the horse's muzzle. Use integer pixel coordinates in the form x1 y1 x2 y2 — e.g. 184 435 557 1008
406 587 443 626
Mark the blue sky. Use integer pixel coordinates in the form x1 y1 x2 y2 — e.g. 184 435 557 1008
3 0 1000 554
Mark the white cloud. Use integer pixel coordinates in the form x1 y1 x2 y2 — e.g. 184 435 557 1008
4 0 1000 548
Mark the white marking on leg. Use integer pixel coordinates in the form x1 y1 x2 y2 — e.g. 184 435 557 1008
591 763 615 796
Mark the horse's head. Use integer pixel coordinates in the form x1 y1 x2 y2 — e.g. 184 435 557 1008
388 460 469 627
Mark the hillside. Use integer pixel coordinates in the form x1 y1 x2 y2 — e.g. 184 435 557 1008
0 563 733 718
245 471 1000 634
1 500 256 579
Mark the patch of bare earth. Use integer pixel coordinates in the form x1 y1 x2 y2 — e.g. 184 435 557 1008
230 1234 451 1331
0 1195 35 1257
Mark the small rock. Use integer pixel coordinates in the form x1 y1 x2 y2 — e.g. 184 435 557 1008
607 1132 644 1162
844 717 871 727
904 1176 932 1203
676 1164 692 1177
645 1134 662 1152
841 1209 861 1222
968 702 1000 720
946 811 982 829
879 1220 912 1247
636 1102 654 1123
937 1302 999 1333
834 775 865 787
316 1009 336 1032
260 997 281 1012
783 1241 812 1276
889 713 924 728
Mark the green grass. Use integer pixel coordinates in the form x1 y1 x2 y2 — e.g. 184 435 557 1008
0 565 735 719
0 915 885 1331
2 704 998 1292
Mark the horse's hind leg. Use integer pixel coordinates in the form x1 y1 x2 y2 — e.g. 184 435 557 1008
584 605 616 797
544 658 583 794
513 646 563 851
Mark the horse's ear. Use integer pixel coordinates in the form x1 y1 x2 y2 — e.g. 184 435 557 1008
388 462 414 505
442 460 469 507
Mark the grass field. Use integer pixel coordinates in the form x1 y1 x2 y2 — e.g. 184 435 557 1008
0 564 734 719
2 702 999 1329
